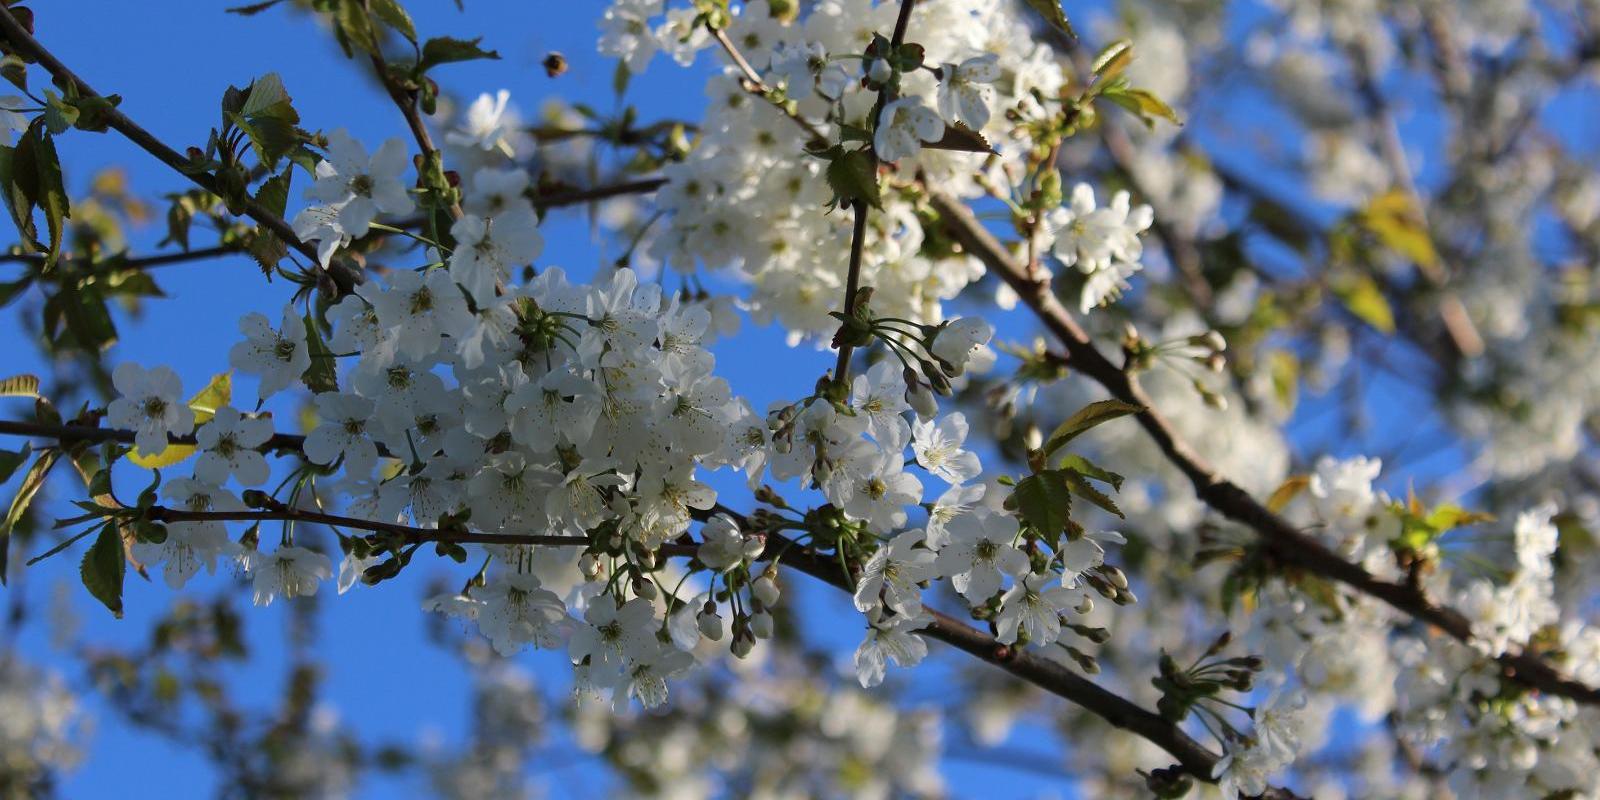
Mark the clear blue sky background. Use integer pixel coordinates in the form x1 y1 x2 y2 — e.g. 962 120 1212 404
8 1 1590 797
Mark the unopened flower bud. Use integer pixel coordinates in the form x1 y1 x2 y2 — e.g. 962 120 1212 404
634 578 658 601
906 382 938 420
867 58 893 84
697 609 724 641
749 610 774 639
1023 425 1043 451
752 575 780 606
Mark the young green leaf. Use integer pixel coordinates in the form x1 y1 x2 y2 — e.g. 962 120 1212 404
1057 453 1124 492
1063 471 1124 519
1042 399 1143 457
1021 0 1076 39
922 122 995 154
368 0 417 44
31 126 70 270
2 448 60 584
419 36 501 72
1010 470 1073 543
0 443 29 484
302 310 339 393
80 522 126 618
1091 40 1133 81
824 148 881 210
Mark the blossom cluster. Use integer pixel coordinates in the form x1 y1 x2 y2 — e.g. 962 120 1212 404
597 0 1153 345
1217 455 1600 796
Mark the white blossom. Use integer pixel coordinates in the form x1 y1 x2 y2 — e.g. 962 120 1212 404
107 362 194 456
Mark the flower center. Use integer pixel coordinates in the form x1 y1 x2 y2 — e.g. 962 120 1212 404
273 338 297 362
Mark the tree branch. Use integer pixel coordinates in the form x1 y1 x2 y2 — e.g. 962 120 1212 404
0 6 364 292
833 0 917 384
367 51 464 222
0 244 240 270
707 27 828 144
749 522 1305 797
925 188 1600 708
4 417 1303 791
146 500 694 557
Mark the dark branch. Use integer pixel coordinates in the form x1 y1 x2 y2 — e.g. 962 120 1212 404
926 189 1600 708
7 417 1298 792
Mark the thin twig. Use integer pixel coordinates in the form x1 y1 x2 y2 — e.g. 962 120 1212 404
367 51 464 222
0 6 363 292
831 0 918 385
707 27 828 144
3 421 1310 791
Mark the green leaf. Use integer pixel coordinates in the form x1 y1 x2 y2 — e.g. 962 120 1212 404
368 0 417 44
66 93 121 133
43 282 118 352
302 311 339 393
1057 453 1124 491
240 72 290 119
0 276 31 308
824 148 881 210
254 169 291 218
419 36 501 72
1098 85 1182 128
1021 0 1076 39
1424 504 1495 534
80 522 126 618
0 443 29 484
42 90 79 135
0 374 39 398
333 2 381 56
226 0 285 14
1091 39 1133 81
1332 274 1396 334
613 61 631 97
127 372 231 469
0 139 39 256
0 55 28 91
922 122 995 154
1010 470 1073 542
1063 471 1123 518
1042 399 1143 457
2 448 60 584
30 129 69 269
231 73 301 169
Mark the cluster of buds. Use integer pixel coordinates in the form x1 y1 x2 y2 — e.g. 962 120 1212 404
1082 563 1138 606
1152 632 1264 729
1123 324 1232 410
861 33 924 92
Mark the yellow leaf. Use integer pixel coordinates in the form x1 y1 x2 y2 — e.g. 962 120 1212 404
127 372 232 469
1266 475 1310 513
1267 350 1299 413
1359 189 1438 270
1333 274 1396 334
